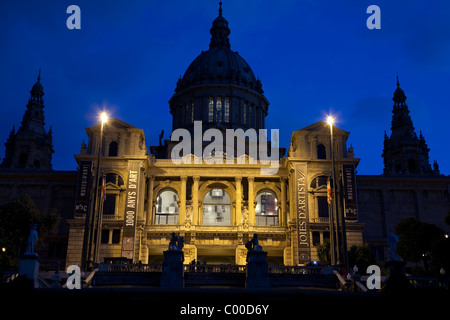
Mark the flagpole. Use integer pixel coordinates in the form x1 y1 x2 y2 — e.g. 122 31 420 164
88 112 108 268
327 116 340 266
94 172 106 263
327 177 335 265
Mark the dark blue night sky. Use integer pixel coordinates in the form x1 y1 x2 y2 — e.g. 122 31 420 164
1 0 449 175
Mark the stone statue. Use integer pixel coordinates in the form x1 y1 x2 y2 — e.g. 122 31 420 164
168 232 178 250
168 232 184 251
25 224 38 255
388 229 401 261
241 206 250 230
245 234 262 252
177 235 184 251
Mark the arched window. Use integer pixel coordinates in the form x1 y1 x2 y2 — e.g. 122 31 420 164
216 96 222 122
18 152 28 167
155 190 179 225
310 176 330 220
103 195 116 215
408 158 417 173
208 97 214 122
203 189 231 225
317 144 326 159
255 191 278 226
224 97 230 122
108 141 118 157
105 173 124 186
100 173 124 217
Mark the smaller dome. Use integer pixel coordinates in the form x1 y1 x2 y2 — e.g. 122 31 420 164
30 70 44 98
393 75 406 105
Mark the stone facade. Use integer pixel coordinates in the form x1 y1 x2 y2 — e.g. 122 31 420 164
65 114 363 267
1 5 449 272
0 170 77 270
357 175 450 262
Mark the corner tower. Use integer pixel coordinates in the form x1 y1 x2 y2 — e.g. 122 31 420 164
1 70 54 170
382 76 439 176
169 2 269 135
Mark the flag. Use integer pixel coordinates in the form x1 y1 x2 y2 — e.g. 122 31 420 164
101 174 106 202
327 178 332 204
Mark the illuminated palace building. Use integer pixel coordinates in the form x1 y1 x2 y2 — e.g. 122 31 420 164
1 5 449 269
66 6 363 266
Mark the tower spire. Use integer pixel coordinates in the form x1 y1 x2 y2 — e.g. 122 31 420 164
393 73 406 106
1 72 53 170
209 1 230 48
382 77 433 176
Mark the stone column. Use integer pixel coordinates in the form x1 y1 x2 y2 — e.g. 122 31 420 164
235 177 242 225
289 168 295 222
280 177 287 226
192 176 200 225
180 176 187 225
248 177 255 226
146 176 154 224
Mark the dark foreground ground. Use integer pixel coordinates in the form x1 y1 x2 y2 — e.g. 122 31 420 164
2 285 449 318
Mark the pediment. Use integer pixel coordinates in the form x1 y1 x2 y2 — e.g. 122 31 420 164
293 121 349 137
88 118 138 131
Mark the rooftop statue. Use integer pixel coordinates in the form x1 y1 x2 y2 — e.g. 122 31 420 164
245 234 262 252
388 229 401 261
168 232 184 251
25 224 38 255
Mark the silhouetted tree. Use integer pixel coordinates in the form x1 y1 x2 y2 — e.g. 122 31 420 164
317 238 330 265
0 194 59 270
395 217 445 274
348 243 375 273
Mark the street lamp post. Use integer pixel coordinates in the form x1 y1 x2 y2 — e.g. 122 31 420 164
85 112 108 268
327 116 340 266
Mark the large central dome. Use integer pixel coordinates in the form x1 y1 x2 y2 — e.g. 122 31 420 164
169 3 269 134
177 46 262 93
175 7 262 94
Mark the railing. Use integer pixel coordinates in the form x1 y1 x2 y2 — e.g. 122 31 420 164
103 215 120 220
97 263 327 276
255 215 279 226
97 263 162 272
313 217 329 223
408 276 449 289
1 271 19 284
155 213 178 225
268 265 324 276
184 264 246 273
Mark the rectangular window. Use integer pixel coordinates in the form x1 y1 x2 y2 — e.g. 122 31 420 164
216 96 222 122
112 229 121 244
224 97 230 122
312 232 321 246
185 102 189 125
318 196 329 218
248 104 253 127
103 195 116 215
208 97 214 122
101 229 110 244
